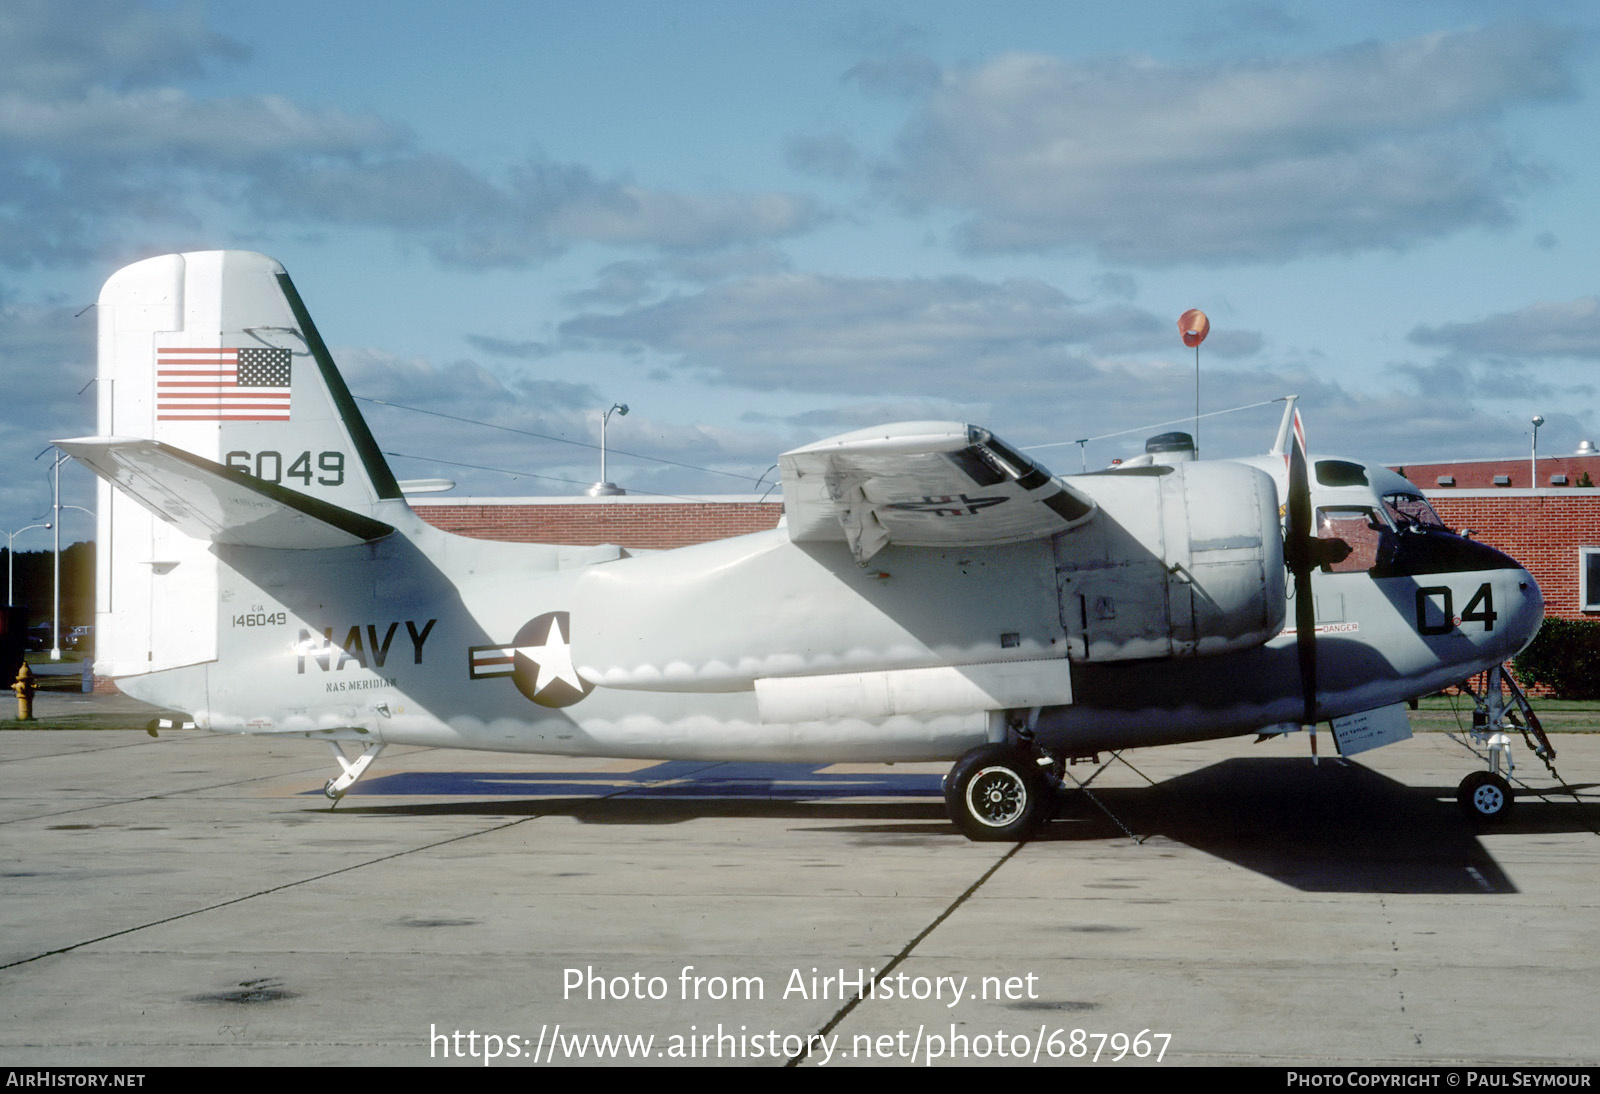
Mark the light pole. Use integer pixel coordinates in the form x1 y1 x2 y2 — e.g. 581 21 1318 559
44 451 64 659
56 504 93 654
4 523 51 608
36 450 86 660
587 403 629 497
1531 415 1544 490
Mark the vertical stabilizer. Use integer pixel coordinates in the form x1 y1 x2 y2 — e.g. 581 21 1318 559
99 251 399 507
88 250 402 676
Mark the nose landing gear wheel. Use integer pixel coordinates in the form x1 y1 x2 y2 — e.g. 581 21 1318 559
945 744 1046 842
1457 770 1514 821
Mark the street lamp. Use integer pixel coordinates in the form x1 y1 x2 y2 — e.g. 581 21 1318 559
32 449 68 660
36 450 91 660
587 403 629 497
1531 415 1545 490
4 523 51 608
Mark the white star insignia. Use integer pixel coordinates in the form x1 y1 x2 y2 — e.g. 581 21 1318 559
516 614 584 695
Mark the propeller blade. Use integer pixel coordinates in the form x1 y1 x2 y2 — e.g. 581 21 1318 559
1296 569 1318 763
1284 413 1319 762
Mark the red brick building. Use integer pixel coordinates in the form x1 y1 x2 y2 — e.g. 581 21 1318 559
411 494 783 550
1396 449 1600 491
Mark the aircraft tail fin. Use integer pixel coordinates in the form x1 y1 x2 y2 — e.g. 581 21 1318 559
67 251 404 676
88 250 401 511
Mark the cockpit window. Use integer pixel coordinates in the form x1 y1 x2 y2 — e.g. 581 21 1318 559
1317 507 1381 573
1382 493 1447 531
1312 498 1492 579
1315 460 1369 487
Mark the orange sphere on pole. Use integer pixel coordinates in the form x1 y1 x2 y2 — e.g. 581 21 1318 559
1179 309 1209 347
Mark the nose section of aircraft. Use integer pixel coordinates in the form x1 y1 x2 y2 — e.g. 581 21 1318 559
1458 535 1545 661
1503 561 1545 658
1407 533 1544 659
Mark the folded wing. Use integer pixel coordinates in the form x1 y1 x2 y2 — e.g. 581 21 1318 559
780 421 1095 562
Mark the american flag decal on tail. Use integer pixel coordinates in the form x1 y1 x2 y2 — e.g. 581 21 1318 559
156 347 292 421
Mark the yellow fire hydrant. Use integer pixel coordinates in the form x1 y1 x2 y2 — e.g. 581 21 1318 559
13 663 36 721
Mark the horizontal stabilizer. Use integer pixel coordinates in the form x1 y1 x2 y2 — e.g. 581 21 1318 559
56 437 394 549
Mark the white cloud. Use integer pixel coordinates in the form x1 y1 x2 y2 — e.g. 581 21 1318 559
0 2 824 269
560 271 1264 396
864 25 1571 264
336 347 518 407
252 157 824 269
843 52 942 98
0 88 399 161
1410 297 1600 358
548 187 821 253
0 0 246 94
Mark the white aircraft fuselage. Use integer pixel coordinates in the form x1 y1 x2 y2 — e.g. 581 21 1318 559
61 251 1543 837
114 459 1539 763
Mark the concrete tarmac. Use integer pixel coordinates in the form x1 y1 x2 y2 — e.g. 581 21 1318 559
2 687 1598 1068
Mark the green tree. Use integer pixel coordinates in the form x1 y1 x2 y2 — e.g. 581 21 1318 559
2 542 94 634
1512 619 1600 699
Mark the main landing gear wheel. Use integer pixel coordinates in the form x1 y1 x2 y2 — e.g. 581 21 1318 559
1457 770 1514 822
945 744 1047 842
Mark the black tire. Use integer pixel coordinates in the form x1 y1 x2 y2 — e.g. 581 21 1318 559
945 744 1046 841
1457 770 1514 821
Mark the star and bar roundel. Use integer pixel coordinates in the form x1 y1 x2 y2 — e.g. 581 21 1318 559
467 612 595 708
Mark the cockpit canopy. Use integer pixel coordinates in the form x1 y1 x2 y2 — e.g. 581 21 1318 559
1382 491 1448 532
1303 461 1521 579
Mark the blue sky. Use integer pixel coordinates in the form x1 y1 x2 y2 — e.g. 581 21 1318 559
5 0 1600 541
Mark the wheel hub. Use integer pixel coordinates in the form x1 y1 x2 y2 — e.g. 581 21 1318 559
968 767 1026 826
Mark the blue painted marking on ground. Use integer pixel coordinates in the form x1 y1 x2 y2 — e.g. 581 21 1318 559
306 760 943 798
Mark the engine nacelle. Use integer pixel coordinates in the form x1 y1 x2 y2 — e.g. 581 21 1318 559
1056 461 1285 661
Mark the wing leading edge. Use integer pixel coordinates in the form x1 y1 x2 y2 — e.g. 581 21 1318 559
780 421 1094 563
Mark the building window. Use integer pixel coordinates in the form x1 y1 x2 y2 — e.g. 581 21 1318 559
1583 548 1600 612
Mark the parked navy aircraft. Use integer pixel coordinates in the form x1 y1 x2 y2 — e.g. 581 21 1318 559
59 252 1550 840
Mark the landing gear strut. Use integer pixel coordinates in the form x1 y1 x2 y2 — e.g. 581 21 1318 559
1454 665 1555 823
323 740 385 803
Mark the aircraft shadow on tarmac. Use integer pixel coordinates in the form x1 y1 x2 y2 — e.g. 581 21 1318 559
322 757 1598 895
